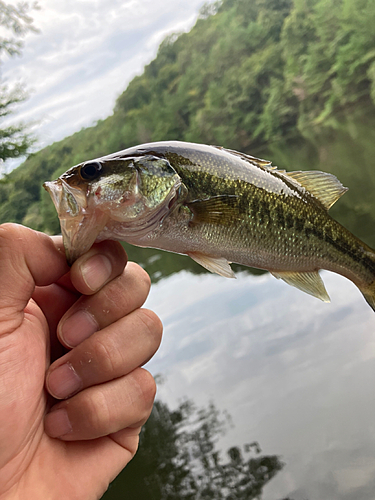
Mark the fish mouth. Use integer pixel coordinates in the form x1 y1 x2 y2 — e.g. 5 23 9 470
44 179 108 265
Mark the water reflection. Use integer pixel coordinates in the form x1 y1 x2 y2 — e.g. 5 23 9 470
145 270 375 500
104 397 285 499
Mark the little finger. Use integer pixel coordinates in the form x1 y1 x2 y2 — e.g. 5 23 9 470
45 368 156 440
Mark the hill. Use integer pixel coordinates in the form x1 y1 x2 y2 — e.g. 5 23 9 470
1 0 374 234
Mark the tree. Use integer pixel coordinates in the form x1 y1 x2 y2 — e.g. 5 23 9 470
0 1 39 167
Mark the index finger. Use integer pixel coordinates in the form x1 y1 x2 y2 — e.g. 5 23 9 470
69 240 127 295
0 224 69 330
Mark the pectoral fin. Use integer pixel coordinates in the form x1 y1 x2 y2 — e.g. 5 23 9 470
271 270 330 302
188 251 236 278
187 195 239 226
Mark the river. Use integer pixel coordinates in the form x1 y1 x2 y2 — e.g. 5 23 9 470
102 111 375 500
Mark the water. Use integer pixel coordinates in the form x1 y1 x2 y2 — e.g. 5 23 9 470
102 112 375 500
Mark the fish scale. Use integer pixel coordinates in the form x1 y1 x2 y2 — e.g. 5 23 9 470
44 140 375 312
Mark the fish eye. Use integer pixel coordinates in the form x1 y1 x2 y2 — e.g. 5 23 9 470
80 161 102 180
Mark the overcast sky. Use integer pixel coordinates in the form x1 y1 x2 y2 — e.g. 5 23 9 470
2 0 206 169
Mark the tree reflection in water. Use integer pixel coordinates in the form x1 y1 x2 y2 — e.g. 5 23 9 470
102 395 287 499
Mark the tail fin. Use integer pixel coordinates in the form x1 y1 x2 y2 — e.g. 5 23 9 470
360 281 375 312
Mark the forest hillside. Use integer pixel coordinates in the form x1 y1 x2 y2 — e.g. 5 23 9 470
0 0 374 234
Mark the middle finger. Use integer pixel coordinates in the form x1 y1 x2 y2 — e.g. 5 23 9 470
58 262 151 348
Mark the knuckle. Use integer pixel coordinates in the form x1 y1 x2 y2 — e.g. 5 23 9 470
137 308 163 345
127 262 151 291
0 222 21 236
102 277 132 311
91 336 121 376
69 370 157 437
136 368 157 412
0 223 23 249
79 388 112 432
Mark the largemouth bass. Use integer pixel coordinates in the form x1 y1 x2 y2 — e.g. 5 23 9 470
44 141 375 311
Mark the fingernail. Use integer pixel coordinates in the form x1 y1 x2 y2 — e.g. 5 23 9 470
60 310 99 347
45 408 72 438
81 254 112 291
47 362 82 399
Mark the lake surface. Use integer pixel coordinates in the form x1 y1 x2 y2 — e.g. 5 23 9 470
102 113 375 500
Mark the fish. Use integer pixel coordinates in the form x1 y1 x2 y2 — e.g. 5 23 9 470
44 140 375 311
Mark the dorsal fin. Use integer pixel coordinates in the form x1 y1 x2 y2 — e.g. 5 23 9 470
215 145 347 210
214 146 272 169
285 170 348 210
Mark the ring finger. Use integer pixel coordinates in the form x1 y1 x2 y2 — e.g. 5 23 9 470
46 308 162 400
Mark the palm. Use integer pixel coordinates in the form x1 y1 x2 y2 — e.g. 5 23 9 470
0 225 161 500
1 286 128 499
1 299 49 488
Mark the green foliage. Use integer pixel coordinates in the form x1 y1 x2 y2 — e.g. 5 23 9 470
0 1 39 164
0 1 39 58
281 0 375 129
1 0 375 232
112 0 375 149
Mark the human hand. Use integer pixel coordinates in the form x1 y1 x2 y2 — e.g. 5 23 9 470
0 224 162 500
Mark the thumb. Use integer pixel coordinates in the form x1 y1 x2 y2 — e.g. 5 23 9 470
0 224 69 330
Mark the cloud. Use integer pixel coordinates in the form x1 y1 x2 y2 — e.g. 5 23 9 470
1 0 206 160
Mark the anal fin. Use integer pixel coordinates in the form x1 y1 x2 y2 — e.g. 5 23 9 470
187 251 236 279
270 270 330 302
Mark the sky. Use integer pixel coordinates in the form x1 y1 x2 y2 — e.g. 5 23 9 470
1 0 207 170
144 268 375 499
